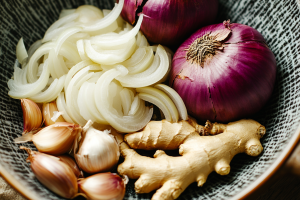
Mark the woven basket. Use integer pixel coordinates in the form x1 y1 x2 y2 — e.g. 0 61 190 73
1 0 300 199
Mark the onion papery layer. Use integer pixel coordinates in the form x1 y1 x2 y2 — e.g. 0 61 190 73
170 22 276 122
120 0 218 46
94 66 153 133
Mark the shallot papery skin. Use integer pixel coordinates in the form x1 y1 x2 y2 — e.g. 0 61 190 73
170 22 276 122
120 0 218 46
21 147 78 199
78 173 126 200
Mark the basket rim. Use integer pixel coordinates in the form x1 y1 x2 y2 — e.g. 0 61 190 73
231 124 300 199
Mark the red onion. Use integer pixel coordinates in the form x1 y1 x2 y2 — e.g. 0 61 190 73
120 0 218 46
169 21 276 122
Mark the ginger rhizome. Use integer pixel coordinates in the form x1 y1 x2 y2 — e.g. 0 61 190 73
118 119 266 200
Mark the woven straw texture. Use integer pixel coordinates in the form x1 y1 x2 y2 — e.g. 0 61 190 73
0 0 300 199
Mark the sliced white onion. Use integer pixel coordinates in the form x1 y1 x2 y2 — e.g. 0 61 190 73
30 75 66 103
90 14 143 49
64 60 94 91
37 63 44 77
78 81 98 122
124 47 154 74
116 45 169 88
65 67 91 126
27 39 42 61
120 88 133 115
55 27 82 54
66 32 90 44
109 80 124 116
48 49 60 79
154 84 188 120
84 38 136 65
59 9 76 19
136 87 179 122
27 42 80 83
138 92 171 122
8 60 50 99
128 95 141 116
80 0 124 32
56 92 74 123
138 35 149 47
94 65 153 133
77 39 90 61
43 13 79 42
84 82 108 124
16 38 28 65
75 5 104 24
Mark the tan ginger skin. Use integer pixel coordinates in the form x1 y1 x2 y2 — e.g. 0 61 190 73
117 118 266 200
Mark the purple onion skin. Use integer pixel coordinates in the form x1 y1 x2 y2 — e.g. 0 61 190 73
120 0 218 46
170 23 277 122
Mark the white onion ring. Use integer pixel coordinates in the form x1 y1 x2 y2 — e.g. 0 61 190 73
8 60 50 99
136 87 179 122
94 65 153 133
154 84 188 120
30 75 66 103
116 45 169 88
56 92 74 123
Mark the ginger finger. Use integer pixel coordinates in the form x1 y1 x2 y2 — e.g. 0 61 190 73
124 119 196 150
118 119 266 200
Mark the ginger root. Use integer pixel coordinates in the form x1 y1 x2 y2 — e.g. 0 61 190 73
118 119 266 200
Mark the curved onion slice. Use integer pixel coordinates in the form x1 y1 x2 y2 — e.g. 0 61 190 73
78 81 98 122
90 14 143 49
27 42 80 83
137 34 149 47
56 92 74 123
136 87 179 122
48 49 69 79
64 60 94 91
65 67 91 126
77 39 90 61
120 88 134 115
75 5 104 24
128 95 141 116
84 82 108 124
30 75 66 103
16 38 28 65
154 84 188 120
124 47 154 74
116 45 169 88
138 92 171 122
84 38 136 65
43 13 79 42
80 0 124 32
55 27 82 54
27 40 42 61
94 66 153 132
8 60 50 99
109 80 124 116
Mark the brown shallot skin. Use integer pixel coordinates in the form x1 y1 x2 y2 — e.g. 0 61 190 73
78 172 126 200
20 147 78 199
21 99 42 135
